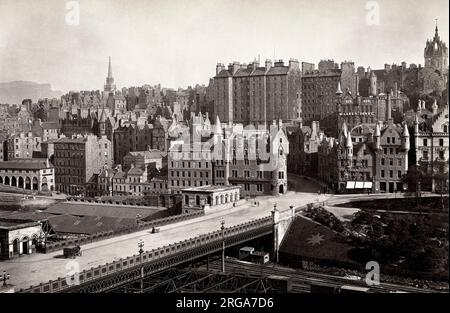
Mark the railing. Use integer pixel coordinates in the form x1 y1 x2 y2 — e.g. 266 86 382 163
42 211 204 253
18 216 273 293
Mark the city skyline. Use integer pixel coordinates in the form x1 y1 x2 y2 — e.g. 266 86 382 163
0 0 449 93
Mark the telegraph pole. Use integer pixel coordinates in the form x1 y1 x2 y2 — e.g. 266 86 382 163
221 220 225 273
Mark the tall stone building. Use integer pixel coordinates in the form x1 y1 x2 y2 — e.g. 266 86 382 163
318 118 410 194
213 59 301 125
413 103 449 192
419 23 448 95
54 110 113 195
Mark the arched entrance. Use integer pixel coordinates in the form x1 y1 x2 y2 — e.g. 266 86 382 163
12 238 20 255
18 176 24 188
0 176 3 184
279 184 284 194
41 177 48 191
4 176 10 185
22 237 30 254
11 176 17 187
32 177 38 191
25 177 31 190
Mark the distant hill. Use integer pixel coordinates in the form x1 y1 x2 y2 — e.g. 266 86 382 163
0 81 62 104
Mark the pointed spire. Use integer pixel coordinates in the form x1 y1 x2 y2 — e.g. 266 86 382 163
403 123 410 137
213 115 223 135
336 81 343 95
374 123 381 137
108 56 112 78
341 120 348 136
435 18 439 38
346 130 352 148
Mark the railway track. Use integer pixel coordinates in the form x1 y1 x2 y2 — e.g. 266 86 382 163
198 258 442 293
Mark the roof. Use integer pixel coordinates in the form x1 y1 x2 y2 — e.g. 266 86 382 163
266 66 289 75
41 121 60 129
127 150 164 159
0 220 40 230
47 214 136 235
45 201 165 219
279 215 356 264
0 158 51 170
127 167 144 176
181 185 240 193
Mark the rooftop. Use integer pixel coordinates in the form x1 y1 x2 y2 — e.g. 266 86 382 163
45 201 165 219
181 185 241 193
0 158 52 170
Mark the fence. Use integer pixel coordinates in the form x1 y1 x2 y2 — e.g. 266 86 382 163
42 211 204 253
18 215 273 293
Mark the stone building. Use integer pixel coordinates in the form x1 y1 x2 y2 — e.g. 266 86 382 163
53 132 112 195
0 158 55 192
413 103 449 192
0 221 42 259
167 116 289 197
6 131 42 160
318 118 410 193
181 185 241 213
213 59 301 125
286 121 323 178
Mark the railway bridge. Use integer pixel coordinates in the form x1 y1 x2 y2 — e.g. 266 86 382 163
18 206 296 293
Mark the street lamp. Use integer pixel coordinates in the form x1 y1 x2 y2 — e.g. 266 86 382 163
138 239 145 292
221 219 225 273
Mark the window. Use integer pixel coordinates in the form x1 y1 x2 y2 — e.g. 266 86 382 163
278 171 284 179
387 137 390 144
389 158 393 166
381 158 385 166
398 170 402 178
423 139 428 147
257 184 263 192
244 170 250 178
381 170 385 178
439 139 444 147
398 159 402 166
244 184 250 191
439 150 445 159
423 151 428 160
392 137 395 144
389 170 393 178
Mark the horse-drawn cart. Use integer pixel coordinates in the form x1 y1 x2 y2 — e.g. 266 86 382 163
63 245 82 258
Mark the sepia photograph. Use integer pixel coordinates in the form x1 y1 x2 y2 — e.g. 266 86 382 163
0 0 448 308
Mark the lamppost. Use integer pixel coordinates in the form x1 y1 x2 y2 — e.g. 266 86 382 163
2 271 9 287
221 219 225 273
138 239 144 292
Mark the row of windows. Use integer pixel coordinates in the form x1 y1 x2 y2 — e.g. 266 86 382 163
380 170 402 179
423 139 445 147
170 171 210 178
171 180 209 187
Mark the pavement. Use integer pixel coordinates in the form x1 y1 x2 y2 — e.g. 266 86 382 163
0 175 440 291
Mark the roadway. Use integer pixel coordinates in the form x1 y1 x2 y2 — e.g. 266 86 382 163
0 175 437 291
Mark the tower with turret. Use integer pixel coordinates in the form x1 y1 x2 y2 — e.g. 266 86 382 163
424 21 448 75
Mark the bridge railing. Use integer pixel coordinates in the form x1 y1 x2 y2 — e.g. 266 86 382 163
18 215 273 293
42 211 204 253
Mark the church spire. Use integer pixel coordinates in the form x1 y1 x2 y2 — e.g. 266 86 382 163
108 56 112 78
434 19 440 41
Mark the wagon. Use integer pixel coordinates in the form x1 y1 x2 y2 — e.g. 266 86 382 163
151 227 160 234
63 246 82 258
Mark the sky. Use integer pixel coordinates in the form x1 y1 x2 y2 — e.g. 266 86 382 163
0 0 448 93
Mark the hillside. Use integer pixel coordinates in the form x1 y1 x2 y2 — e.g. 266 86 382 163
0 81 62 104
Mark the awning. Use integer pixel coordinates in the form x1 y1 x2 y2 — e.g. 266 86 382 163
346 181 355 189
355 181 364 189
363 182 373 188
